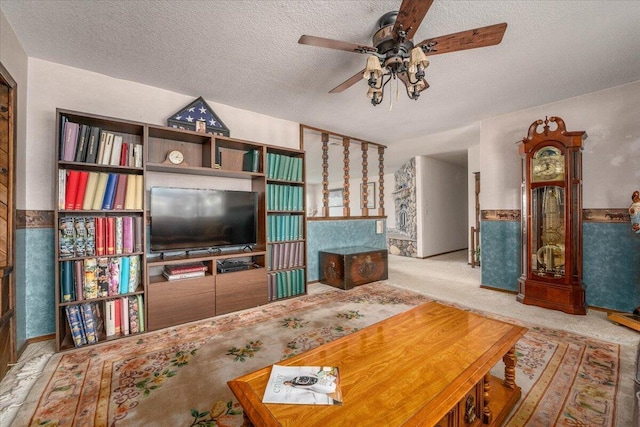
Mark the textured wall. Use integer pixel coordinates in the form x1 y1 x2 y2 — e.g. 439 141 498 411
480 220 521 292
583 222 640 312
307 219 387 282
481 217 640 311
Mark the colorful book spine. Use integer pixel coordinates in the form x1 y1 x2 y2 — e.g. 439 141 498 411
128 296 140 334
83 257 98 299
119 256 130 294
122 216 133 254
62 122 79 162
108 258 120 296
101 173 118 210
128 255 140 292
85 217 96 256
58 217 75 258
115 216 123 255
96 257 109 297
74 171 89 210
65 170 81 210
60 260 74 302
65 305 86 347
73 217 86 257
79 303 98 344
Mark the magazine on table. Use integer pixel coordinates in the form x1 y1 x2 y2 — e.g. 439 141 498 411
262 365 343 405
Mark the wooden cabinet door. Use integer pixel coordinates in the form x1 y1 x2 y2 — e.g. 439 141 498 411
0 62 16 380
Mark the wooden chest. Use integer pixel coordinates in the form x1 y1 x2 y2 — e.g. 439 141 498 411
319 246 388 290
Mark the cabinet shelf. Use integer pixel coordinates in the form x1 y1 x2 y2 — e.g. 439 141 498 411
54 108 306 351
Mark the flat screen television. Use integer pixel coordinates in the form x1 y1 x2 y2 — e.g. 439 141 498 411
150 187 258 252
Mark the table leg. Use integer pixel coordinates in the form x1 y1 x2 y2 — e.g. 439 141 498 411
482 373 492 424
503 346 517 390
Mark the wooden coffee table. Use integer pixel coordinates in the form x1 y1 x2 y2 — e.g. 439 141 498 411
228 301 527 427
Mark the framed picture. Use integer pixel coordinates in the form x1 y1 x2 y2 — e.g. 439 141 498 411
361 182 376 209
195 120 206 133
328 188 343 207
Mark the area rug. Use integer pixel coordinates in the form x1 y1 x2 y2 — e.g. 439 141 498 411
11 282 621 426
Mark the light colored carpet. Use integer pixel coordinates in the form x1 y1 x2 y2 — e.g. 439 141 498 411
386 251 639 427
1 250 638 426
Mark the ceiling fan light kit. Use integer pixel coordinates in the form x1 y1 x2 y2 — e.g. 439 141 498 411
298 0 507 107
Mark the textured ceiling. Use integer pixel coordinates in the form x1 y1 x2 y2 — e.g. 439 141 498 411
2 0 640 172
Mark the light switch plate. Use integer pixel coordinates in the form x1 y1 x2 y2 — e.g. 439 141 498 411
376 220 384 234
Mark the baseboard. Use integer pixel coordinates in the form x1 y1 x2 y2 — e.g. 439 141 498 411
16 333 55 360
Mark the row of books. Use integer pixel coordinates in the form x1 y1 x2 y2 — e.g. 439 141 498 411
59 117 143 167
268 268 305 301
60 255 141 302
60 169 143 211
266 152 303 182
162 262 208 281
266 184 304 212
267 214 304 242
65 295 144 348
59 216 143 258
267 241 304 271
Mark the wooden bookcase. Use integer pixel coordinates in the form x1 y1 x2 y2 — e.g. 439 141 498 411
54 109 306 351
54 109 147 351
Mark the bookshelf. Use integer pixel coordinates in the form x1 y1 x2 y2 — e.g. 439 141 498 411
266 148 307 300
55 109 147 351
54 109 306 351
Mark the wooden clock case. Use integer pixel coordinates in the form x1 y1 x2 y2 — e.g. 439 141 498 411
516 116 587 315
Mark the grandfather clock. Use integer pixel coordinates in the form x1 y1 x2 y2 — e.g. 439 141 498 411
517 116 587 315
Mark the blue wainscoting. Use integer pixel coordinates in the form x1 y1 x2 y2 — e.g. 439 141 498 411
16 227 56 348
583 222 640 312
481 219 640 312
480 220 521 292
306 219 387 282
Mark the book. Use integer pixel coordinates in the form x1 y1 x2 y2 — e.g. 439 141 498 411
100 132 115 165
136 294 145 332
74 260 84 301
58 169 66 210
82 172 100 210
114 216 123 254
128 296 140 334
128 255 140 292
59 115 68 160
95 217 106 256
101 173 118 210
65 170 81 210
60 260 74 302
163 262 207 275
120 142 129 166
62 121 79 162
105 217 115 255
262 365 342 405
91 172 109 210
83 257 98 299
74 124 89 162
162 270 206 281
108 257 120 296
124 174 136 210
96 256 110 297
85 126 101 164
58 217 75 258
119 256 130 294
65 305 87 347
85 217 96 256
122 216 133 253
133 144 143 168
73 217 87 256
134 216 143 252
104 300 116 337
134 174 143 209
113 174 127 210
110 135 123 166
79 303 98 344
120 296 130 335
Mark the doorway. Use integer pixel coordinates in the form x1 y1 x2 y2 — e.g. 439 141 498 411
0 62 17 380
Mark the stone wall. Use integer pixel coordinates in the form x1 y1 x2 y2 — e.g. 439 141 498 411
388 158 417 257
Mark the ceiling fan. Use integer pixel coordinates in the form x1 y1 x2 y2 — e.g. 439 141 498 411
298 0 507 106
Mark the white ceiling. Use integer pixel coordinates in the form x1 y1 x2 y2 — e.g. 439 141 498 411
2 0 640 172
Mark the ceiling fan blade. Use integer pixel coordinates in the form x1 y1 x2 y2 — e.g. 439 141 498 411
393 0 435 41
298 35 376 54
329 69 365 93
416 23 508 55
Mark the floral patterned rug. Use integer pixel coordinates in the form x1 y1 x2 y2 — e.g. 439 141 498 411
13 283 620 426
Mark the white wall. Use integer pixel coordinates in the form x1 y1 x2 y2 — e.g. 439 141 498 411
481 80 640 210
0 9 28 209
416 156 468 257
25 59 300 210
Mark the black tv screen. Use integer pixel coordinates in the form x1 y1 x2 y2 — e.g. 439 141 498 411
150 187 258 252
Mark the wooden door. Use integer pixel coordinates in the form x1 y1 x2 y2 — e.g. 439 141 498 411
0 62 16 379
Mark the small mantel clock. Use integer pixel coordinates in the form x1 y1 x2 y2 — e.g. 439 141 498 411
517 116 587 315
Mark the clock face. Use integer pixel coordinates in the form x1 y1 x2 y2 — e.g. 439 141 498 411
168 150 184 165
532 146 564 182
